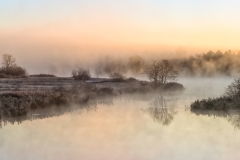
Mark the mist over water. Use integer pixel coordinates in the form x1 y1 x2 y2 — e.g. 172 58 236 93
2 0 240 159
0 77 239 160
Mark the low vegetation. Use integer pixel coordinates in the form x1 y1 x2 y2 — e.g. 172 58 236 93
0 84 117 118
0 54 27 78
191 77 240 111
72 68 91 80
145 60 178 86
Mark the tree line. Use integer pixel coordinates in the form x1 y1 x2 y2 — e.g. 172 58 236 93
4 49 240 81
90 50 240 77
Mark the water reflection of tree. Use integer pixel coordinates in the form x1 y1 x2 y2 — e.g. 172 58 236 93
143 95 177 125
0 98 113 129
228 115 240 130
192 110 240 130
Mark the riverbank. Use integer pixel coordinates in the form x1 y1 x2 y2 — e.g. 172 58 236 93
0 77 184 93
0 77 184 118
190 77 240 111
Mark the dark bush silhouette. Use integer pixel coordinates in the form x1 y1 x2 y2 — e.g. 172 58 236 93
0 66 27 78
72 68 91 80
0 54 27 78
145 60 178 86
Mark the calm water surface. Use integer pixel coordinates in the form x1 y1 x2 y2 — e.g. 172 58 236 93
1 78 240 160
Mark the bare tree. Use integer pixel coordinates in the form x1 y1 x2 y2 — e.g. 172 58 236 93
225 77 240 98
2 54 16 71
158 60 178 84
0 54 27 77
145 61 159 86
145 60 178 86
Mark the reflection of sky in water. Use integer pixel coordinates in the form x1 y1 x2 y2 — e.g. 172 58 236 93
1 102 240 160
0 78 239 160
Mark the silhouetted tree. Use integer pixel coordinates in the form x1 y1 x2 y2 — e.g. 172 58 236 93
225 77 240 98
2 54 16 72
158 60 178 84
145 61 159 86
145 60 178 86
0 54 27 78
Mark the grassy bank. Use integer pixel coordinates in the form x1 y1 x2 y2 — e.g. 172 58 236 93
191 77 240 111
191 96 234 111
0 85 116 118
0 77 184 119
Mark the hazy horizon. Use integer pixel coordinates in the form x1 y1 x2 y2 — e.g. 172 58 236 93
1 1 240 75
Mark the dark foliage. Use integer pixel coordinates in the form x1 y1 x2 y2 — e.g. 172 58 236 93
145 60 178 86
191 97 234 111
191 77 240 111
0 66 27 78
72 68 91 80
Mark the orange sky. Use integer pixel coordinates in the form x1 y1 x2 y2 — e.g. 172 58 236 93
1 0 240 75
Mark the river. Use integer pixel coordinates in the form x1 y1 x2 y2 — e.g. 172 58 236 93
1 77 239 160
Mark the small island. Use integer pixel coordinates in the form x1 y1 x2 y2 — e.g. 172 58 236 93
0 54 184 119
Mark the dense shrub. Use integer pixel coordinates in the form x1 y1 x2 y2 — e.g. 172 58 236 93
0 73 8 78
0 66 27 78
72 68 91 80
191 97 234 111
